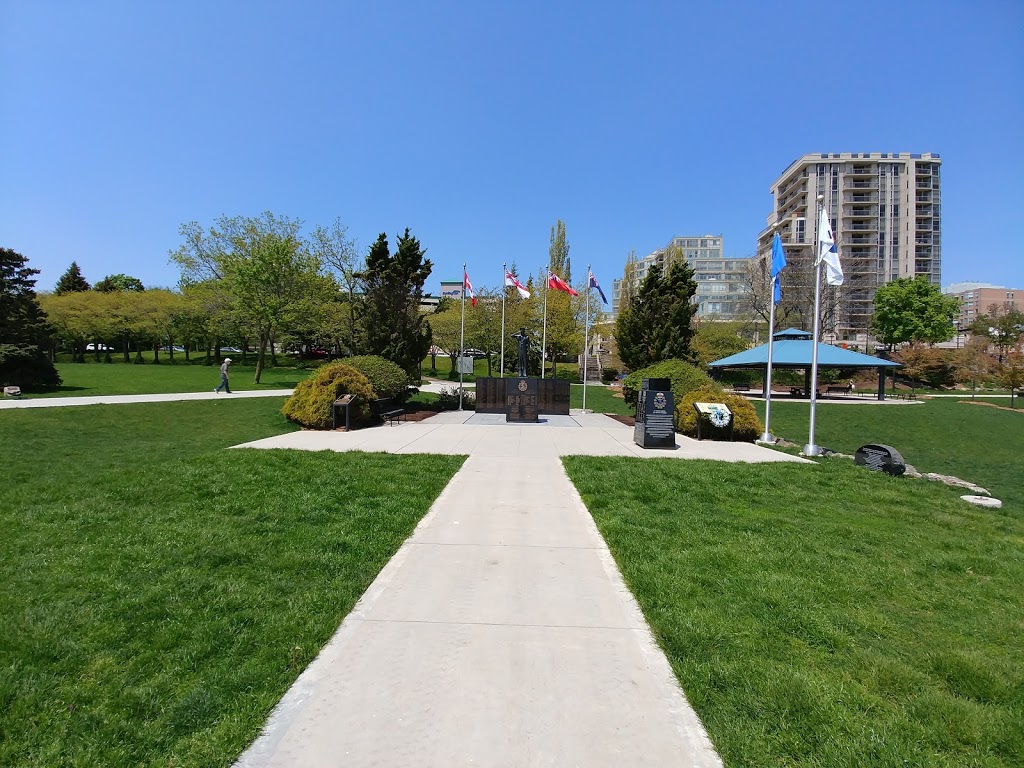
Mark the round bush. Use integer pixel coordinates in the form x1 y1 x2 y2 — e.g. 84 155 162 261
621 359 720 412
342 355 409 401
676 387 763 442
281 363 374 429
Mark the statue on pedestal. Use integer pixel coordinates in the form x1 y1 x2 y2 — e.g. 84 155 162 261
511 327 530 378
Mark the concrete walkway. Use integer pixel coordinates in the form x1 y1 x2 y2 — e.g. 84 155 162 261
0 389 294 409
234 413 810 766
236 453 724 767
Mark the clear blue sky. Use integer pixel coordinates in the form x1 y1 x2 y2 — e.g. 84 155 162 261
3 0 1022 294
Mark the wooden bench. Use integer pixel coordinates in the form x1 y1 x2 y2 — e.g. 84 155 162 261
372 398 406 425
731 384 750 392
826 385 853 396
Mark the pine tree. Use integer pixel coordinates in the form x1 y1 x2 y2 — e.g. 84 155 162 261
614 260 698 371
0 247 62 390
54 261 91 294
360 229 433 379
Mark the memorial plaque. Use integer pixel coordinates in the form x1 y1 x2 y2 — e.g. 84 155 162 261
634 387 676 449
475 377 505 414
693 402 734 441
854 444 906 476
506 377 539 422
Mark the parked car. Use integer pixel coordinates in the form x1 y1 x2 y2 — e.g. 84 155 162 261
462 348 487 358
219 347 242 353
85 343 111 351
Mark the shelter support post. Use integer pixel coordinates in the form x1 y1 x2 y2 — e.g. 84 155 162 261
878 367 886 401
804 368 812 398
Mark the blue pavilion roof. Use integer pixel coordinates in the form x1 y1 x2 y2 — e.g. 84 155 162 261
708 331 900 369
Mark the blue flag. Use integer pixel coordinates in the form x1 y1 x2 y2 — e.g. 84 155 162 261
771 232 787 305
588 270 608 304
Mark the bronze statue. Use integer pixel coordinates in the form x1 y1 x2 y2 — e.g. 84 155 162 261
512 327 530 378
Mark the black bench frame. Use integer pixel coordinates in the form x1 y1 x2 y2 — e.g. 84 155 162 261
372 398 406 425
825 385 853 396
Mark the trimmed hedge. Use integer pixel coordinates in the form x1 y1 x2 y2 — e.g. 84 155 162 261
342 355 409 401
281 363 374 429
622 359 720 413
676 387 763 442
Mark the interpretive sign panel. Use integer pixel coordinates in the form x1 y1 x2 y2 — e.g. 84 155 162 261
854 444 906 476
506 377 539 423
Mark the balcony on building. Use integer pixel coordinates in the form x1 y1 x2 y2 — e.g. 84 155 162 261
844 180 876 189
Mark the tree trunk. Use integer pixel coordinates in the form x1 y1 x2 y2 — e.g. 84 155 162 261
254 332 268 384
168 337 175 362
449 354 457 374
486 354 492 377
123 335 131 363
241 338 249 366
153 342 160 364
185 343 191 362
269 334 278 367
94 345 101 362
430 351 436 372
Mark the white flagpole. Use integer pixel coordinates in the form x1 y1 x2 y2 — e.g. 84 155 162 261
583 266 590 412
760 227 780 444
804 198 824 455
500 262 507 378
541 266 548 380
459 262 466 410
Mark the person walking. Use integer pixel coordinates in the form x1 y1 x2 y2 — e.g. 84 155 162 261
215 358 232 393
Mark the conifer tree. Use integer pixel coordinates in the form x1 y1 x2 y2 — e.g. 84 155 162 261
54 261 91 294
615 259 698 371
0 247 61 390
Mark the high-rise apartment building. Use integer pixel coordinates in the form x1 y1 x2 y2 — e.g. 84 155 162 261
610 235 753 321
757 152 942 342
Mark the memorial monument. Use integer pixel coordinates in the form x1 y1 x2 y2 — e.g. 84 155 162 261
512 327 530 378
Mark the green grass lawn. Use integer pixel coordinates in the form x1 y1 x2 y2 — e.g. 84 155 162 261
33 361 310 398
571 382 631 414
564 457 1024 767
756 398 1023 509
1 400 464 766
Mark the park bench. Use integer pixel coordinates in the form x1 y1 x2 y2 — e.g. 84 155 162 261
789 387 804 397
826 385 853 396
372 398 406 426
731 384 751 392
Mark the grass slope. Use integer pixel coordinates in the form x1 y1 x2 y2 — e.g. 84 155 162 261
564 457 1024 767
757 399 1023 509
1 400 464 766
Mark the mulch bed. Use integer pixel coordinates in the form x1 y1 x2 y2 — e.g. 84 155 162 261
959 400 1023 414
605 414 635 427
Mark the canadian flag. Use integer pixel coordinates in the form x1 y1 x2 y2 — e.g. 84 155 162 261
548 273 578 297
504 270 530 299
463 270 476 307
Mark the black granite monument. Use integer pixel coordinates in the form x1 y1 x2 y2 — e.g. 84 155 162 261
634 378 676 449
854 444 906 476
506 377 539 422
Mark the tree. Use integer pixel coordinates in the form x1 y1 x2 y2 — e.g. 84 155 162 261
1000 348 1024 408
953 337 997 400
615 260 698 371
893 342 943 397
310 217 361 353
970 305 1024 363
95 273 145 292
359 229 433 379
871 277 959 349
170 212 328 383
692 322 750 369
54 261 91 295
1 248 61 390
544 219 581 375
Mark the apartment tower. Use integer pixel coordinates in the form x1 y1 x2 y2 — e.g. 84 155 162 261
757 152 941 343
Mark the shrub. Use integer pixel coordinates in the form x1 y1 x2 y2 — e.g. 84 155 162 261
281 363 374 429
342 355 410 401
676 387 763 442
622 359 719 411
552 368 580 383
601 367 619 384
0 344 61 392
436 385 475 411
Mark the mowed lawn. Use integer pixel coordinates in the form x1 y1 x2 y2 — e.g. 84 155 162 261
31 360 310 397
564 456 1024 767
0 399 464 766
757 398 1023 509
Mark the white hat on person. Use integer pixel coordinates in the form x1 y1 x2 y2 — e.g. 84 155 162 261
224 357 232 363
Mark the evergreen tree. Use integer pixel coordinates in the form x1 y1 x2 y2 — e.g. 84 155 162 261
0 247 61 390
615 260 698 371
360 229 433 379
549 220 570 280
54 261 91 294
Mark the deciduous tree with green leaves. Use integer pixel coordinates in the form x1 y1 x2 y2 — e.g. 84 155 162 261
95 274 145 293
871 277 959 349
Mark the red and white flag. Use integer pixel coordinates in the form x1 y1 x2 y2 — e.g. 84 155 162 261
548 272 578 296
463 270 476 307
504 270 530 299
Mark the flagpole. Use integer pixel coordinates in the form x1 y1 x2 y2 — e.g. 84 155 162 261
759 226 781 444
804 197 824 456
541 266 548 380
459 262 466 411
500 262 507 378
583 265 590 412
